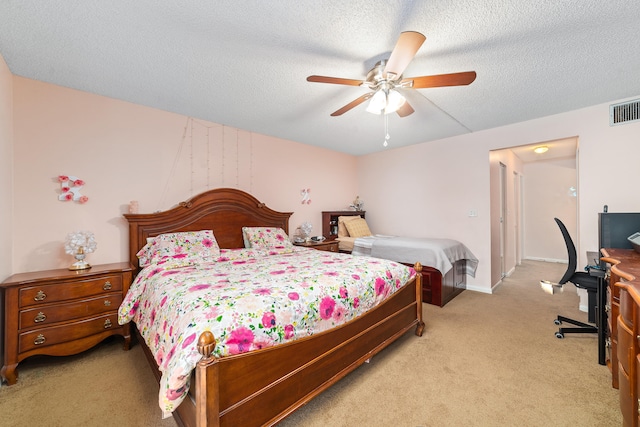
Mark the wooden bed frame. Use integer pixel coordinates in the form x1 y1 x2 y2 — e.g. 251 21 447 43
124 188 424 427
405 260 467 307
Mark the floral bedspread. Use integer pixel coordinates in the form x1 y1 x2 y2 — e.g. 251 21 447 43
118 247 415 417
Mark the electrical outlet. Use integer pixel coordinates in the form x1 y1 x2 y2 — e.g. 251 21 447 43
468 209 478 217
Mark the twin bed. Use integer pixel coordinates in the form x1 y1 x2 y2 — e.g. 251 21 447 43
120 188 425 427
326 213 478 307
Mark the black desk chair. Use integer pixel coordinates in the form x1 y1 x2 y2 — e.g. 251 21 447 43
553 217 600 339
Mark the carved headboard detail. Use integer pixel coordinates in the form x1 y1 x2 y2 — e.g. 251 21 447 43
124 188 293 269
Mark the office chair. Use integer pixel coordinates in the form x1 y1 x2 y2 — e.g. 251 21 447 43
552 217 600 339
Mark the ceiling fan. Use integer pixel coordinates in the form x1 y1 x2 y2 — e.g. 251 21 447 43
307 31 476 117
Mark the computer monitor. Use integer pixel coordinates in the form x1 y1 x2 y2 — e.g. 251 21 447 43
599 212 640 265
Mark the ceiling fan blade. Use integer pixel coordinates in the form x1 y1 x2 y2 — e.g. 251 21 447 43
307 75 364 86
404 71 477 89
396 101 414 117
383 31 426 78
330 93 374 116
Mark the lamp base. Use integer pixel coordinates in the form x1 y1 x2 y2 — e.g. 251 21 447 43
69 260 91 271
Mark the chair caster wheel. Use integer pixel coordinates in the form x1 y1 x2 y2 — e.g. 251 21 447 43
554 319 562 325
555 332 564 339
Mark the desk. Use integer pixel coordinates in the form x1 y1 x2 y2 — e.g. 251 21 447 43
600 248 640 427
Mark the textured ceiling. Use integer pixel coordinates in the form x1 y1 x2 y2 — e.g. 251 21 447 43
1 1 639 156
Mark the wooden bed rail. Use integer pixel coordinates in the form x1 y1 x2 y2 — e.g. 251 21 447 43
414 262 425 336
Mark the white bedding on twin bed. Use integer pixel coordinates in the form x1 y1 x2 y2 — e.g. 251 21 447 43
352 235 478 276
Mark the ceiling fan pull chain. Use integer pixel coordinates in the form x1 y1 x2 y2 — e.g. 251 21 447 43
383 114 390 147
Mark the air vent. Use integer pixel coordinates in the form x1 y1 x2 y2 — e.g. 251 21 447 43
610 99 640 126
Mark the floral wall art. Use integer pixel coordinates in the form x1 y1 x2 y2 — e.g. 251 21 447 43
300 188 311 204
58 175 88 203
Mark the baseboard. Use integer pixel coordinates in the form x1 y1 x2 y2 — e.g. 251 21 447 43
524 256 567 264
475 265 517 295
466 284 494 294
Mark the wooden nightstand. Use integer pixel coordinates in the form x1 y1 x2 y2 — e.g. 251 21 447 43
294 240 339 253
0 262 133 385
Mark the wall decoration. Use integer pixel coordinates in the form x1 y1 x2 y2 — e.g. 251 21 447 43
350 196 364 211
128 200 139 214
300 188 311 204
58 175 88 203
157 117 255 211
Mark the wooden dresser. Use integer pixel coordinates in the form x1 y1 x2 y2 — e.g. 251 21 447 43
601 248 640 426
0 262 133 385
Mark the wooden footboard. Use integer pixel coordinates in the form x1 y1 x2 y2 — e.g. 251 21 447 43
162 267 423 427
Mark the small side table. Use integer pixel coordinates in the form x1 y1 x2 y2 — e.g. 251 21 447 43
293 240 339 253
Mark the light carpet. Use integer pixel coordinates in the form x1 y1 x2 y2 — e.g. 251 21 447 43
0 260 621 426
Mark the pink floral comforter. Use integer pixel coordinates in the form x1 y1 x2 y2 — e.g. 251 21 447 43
118 247 415 417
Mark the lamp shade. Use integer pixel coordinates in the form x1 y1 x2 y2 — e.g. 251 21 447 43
365 88 406 115
366 90 387 114
385 89 406 114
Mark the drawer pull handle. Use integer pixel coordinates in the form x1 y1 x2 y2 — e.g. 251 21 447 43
34 334 46 345
104 300 111 307
103 281 112 291
104 319 112 328
34 290 47 301
34 312 47 323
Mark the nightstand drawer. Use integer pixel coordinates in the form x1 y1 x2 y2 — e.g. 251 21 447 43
19 274 122 308
19 313 119 353
19 294 123 329
294 241 339 252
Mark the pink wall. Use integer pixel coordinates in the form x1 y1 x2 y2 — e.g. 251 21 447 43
523 156 577 261
358 98 640 293
10 77 358 273
0 54 12 282
6 61 640 293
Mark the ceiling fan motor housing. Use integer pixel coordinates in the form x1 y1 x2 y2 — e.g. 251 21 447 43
365 60 403 90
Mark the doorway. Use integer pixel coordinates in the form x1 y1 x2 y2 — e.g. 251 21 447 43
489 137 578 288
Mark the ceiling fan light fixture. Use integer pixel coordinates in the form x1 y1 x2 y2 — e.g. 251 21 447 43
385 89 406 114
365 88 406 115
366 89 387 114
307 31 475 118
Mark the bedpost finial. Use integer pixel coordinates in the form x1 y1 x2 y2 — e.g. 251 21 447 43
197 331 217 358
414 262 422 273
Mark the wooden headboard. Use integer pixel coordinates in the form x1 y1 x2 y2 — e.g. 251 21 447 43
124 188 293 269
